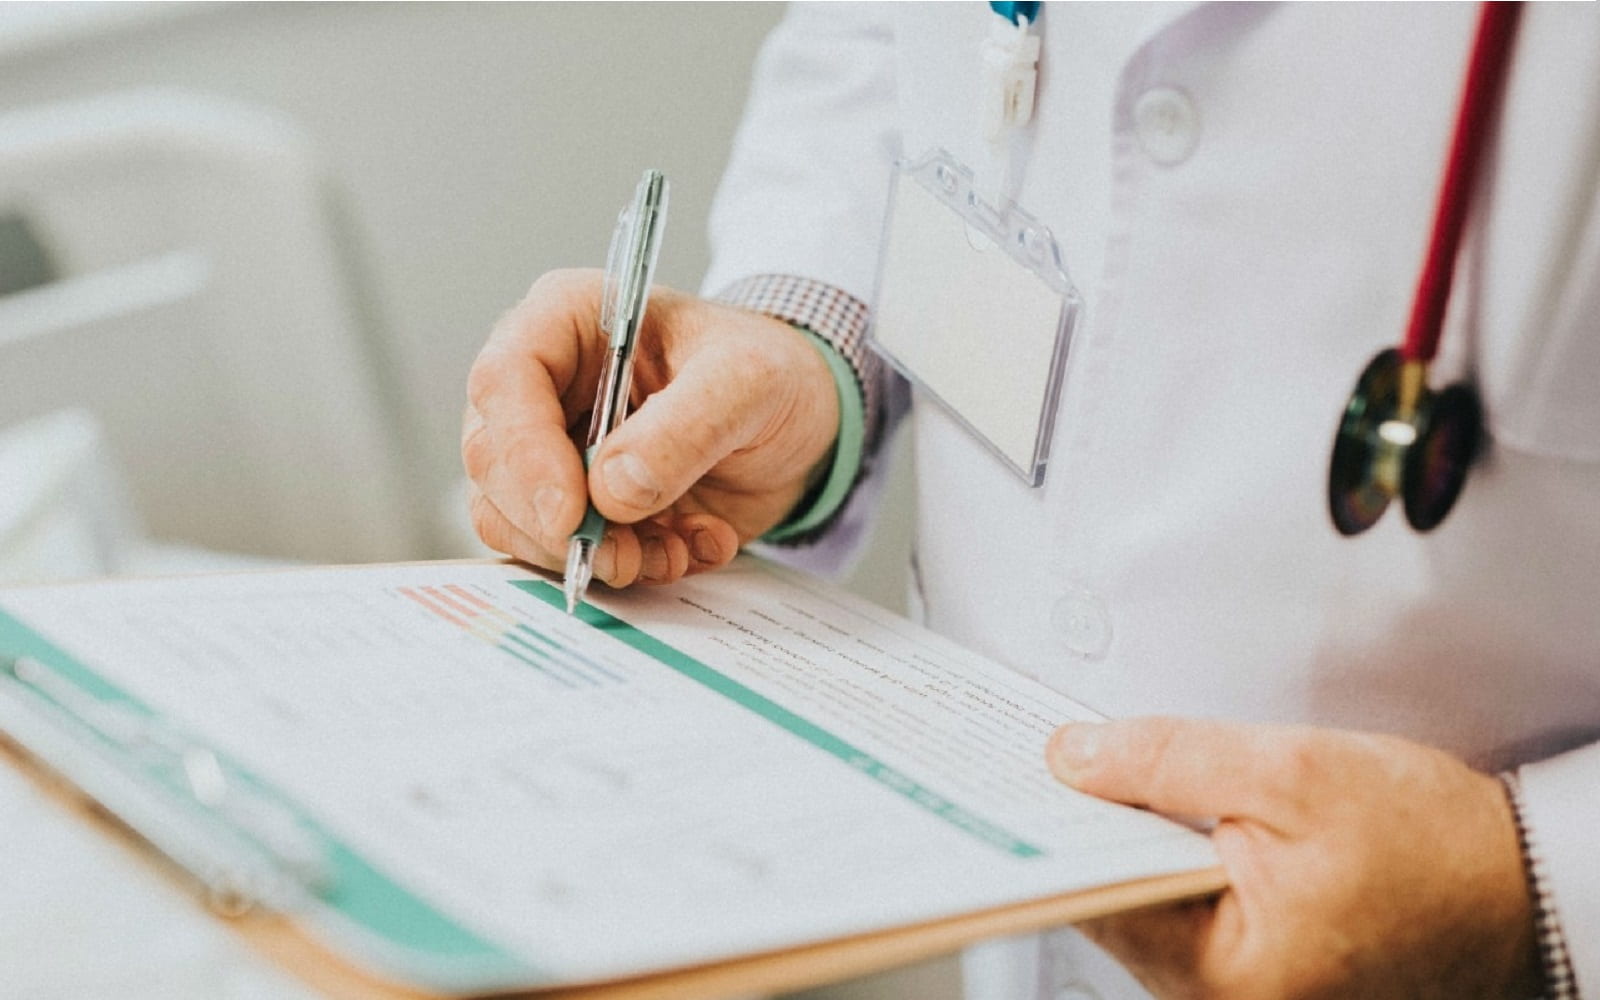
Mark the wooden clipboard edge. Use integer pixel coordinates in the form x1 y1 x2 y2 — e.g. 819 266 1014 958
236 865 1228 1000
4 727 1225 1000
499 864 1227 998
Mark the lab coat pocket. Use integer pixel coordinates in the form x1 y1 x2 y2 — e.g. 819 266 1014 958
1480 295 1600 464
1475 96 1600 463
1474 197 1600 463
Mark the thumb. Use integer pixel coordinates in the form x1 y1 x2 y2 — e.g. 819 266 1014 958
587 348 778 521
589 324 836 527
1047 717 1282 821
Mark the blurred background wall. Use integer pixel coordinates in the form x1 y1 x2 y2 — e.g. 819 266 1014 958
2 1 775 500
0 3 936 999
0 1 915 603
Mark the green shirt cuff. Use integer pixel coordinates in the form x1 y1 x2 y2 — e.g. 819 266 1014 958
761 329 866 543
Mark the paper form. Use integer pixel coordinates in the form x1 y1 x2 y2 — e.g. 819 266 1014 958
0 559 1216 984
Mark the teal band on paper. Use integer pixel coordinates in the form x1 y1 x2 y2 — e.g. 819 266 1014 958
0 608 534 991
761 330 865 543
516 580 1044 859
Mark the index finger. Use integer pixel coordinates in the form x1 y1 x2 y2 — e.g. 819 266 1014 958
463 270 609 550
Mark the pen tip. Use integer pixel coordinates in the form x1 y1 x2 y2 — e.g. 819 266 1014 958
563 539 592 617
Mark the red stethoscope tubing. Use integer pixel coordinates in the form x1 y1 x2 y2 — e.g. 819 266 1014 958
1403 1 1522 364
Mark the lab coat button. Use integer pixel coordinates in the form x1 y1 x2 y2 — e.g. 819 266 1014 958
1133 86 1200 165
1054 983 1100 1000
1052 590 1112 659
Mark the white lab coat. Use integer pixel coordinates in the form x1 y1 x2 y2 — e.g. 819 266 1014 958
704 4 1600 999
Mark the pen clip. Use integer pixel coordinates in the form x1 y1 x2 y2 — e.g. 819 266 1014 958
598 205 629 341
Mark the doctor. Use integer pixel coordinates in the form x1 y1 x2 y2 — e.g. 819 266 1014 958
462 4 1600 998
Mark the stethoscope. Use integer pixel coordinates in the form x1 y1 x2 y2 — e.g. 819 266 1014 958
1327 1 1521 536
985 2 1520 534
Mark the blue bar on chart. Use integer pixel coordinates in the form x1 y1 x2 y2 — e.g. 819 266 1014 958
395 584 625 688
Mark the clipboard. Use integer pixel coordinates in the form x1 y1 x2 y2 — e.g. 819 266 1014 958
0 561 1227 1000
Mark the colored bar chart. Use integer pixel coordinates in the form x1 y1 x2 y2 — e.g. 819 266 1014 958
395 584 626 688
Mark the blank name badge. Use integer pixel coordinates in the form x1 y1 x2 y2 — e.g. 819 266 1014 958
871 150 1081 486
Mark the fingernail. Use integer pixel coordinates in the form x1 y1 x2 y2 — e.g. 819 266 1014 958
690 529 720 564
1050 724 1104 782
592 536 617 580
601 453 661 509
532 486 564 540
639 538 668 582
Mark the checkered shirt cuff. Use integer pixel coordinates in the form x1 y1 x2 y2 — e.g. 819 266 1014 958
714 274 882 448
1500 772 1579 1000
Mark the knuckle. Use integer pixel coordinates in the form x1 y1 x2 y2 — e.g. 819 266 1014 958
735 338 786 387
604 531 642 588
459 403 482 444
1260 731 1327 818
1132 718 1182 776
1276 736 1324 788
528 267 592 298
1124 718 1197 806
524 268 603 322
460 424 495 481
684 411 739 468
469 491 511 553
617 426 723 506
1364 733 1439 790
465 354 506 412
485 303 522 345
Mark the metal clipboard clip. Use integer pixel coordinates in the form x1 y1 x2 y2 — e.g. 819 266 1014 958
0 654 331 917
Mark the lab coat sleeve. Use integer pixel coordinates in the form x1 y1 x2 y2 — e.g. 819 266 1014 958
1516 745 1600 996
702 2 910 577
702 1 901 303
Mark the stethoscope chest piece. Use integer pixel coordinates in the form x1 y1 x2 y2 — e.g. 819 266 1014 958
1324 1 1514 539
1328 348 1482 536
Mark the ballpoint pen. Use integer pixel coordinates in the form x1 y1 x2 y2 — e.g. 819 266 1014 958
564 170 670 614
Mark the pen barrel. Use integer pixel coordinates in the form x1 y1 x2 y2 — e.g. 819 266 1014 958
584 344 636 451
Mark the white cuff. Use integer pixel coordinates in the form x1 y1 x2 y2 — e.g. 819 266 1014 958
1517 741 1600 997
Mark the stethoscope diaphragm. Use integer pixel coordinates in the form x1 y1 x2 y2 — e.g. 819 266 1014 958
1328 348 1482 536
1325 1 1516 538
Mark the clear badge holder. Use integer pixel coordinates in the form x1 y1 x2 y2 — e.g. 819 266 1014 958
870 150 1081 486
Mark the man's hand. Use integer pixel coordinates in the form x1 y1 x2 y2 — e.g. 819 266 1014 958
1046 718 1542 1000
462 269 839 586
